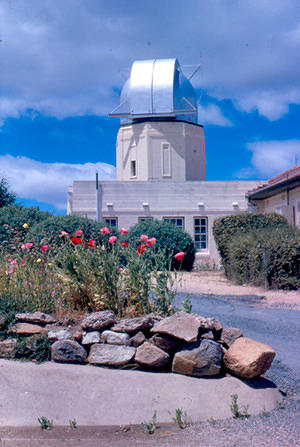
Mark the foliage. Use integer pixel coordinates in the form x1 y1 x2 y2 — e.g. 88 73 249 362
0 177 16 208
227 225 300 289
69 419 77 429
230 394 250 419
128 219 196 271
141 410 157 434
172 408 190 429
14 334 52 363
0 205 50 248
0 293 19 340
38 416 54 430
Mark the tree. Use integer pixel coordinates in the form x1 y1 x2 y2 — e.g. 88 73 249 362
0 177 16 207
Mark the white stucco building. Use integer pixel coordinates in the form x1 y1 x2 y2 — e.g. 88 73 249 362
68 58 263 264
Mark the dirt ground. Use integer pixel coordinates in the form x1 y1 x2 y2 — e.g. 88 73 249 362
175 271 300 310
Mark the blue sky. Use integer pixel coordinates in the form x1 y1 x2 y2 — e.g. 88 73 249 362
1 0 300 214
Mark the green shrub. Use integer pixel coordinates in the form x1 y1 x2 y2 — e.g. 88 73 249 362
213 213 289 276
128 219 196 271
227 225 300 289
28 215 118 246
14 334 52 363
0 205 50 249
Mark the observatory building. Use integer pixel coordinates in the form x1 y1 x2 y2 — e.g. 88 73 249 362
67 58 262 264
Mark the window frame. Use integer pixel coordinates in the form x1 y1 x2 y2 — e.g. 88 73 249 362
194 216 208 251
163 217 184 230
104 217 118 228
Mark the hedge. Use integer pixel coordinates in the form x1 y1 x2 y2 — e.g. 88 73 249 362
128 219 196 271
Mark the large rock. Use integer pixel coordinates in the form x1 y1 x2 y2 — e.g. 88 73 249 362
135 341 169 368
11 323 44 335
81 311 115 331
0 339 17 359
150 312 201 342
81 331 101 345
51 340 87 364
172 339 222 377
88 344 136 366
15 312 56 325
128 331 146 347
196 315 223 336
47 328 73 341
100 330 129 345
111 316 153 334
150 334 178 352
220 327 243 347
223 337 275 379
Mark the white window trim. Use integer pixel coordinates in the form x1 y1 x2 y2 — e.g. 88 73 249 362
161 142 171 177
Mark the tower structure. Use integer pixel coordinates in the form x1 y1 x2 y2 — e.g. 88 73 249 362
110 58 205 181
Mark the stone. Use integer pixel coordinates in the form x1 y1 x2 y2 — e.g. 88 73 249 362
72 330 83 342
111 316 154 334
11 323 44 335
100 330 129 345
51 340 87 364
0 339 17 359
150 334 178 352
220 328 243 347
15 311 56 325
88 344 136 366
172 339 222 377
223 337 275 379
81 331 101 345
128 331 146 347
135 341 169 368
201 330 215 340
150 311 201 342
196 315 223 336
47 328 73 341
81 311 115 331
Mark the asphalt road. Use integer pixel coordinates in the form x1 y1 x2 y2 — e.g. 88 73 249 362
180 292 300 395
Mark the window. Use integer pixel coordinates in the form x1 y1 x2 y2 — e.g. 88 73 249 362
194 217 208 250
131 160 136 177
105 217 118 228
138 217 153 222
163 217 184 229
162 143 171 177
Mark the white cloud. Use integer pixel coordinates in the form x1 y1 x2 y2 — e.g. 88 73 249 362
0 155 116 210
236 140 300 178
198 103 232 126
1 0 300 122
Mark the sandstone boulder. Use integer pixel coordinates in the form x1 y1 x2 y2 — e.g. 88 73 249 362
150 311 201 342
15 312 56 325
135 341 169 368
196 315 223 336
88 344 136 366
223 337 275 379
150 334 178 352
220 327 243 347
81 311 115 331
47 328 73 341
172 339 222 377
111 316 153 334
81 331 101 345
128 331 146 347
51 340 87 364
100 330 129 345
0 339 17 359
11 323 44 335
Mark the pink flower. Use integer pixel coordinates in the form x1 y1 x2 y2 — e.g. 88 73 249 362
87 239 96 248
146 237 156 247
137 243 146 255
121 241 128 248
120 228 128 235
59 231 68 237
41 244 49 253
118 267 124 272
10 260 17 265
100 227 110 235
108 235 117 245
8 268 15 275
174 251 185 261
75 229 83 237
140 234 148 242
21 242 33 250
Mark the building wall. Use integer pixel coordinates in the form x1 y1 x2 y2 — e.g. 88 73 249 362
116 121 205 182
68 179 263 265
253 185 300 226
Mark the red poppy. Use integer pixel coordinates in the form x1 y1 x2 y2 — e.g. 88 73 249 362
109 236 117 245
174 251 185 261
120 228 128 235
140 234 148 242
137 243 146 255
121 241 128 248
75 229 83 237
146 237 156 247
70 237 83 245
41 244 49 253
87 239 96 248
